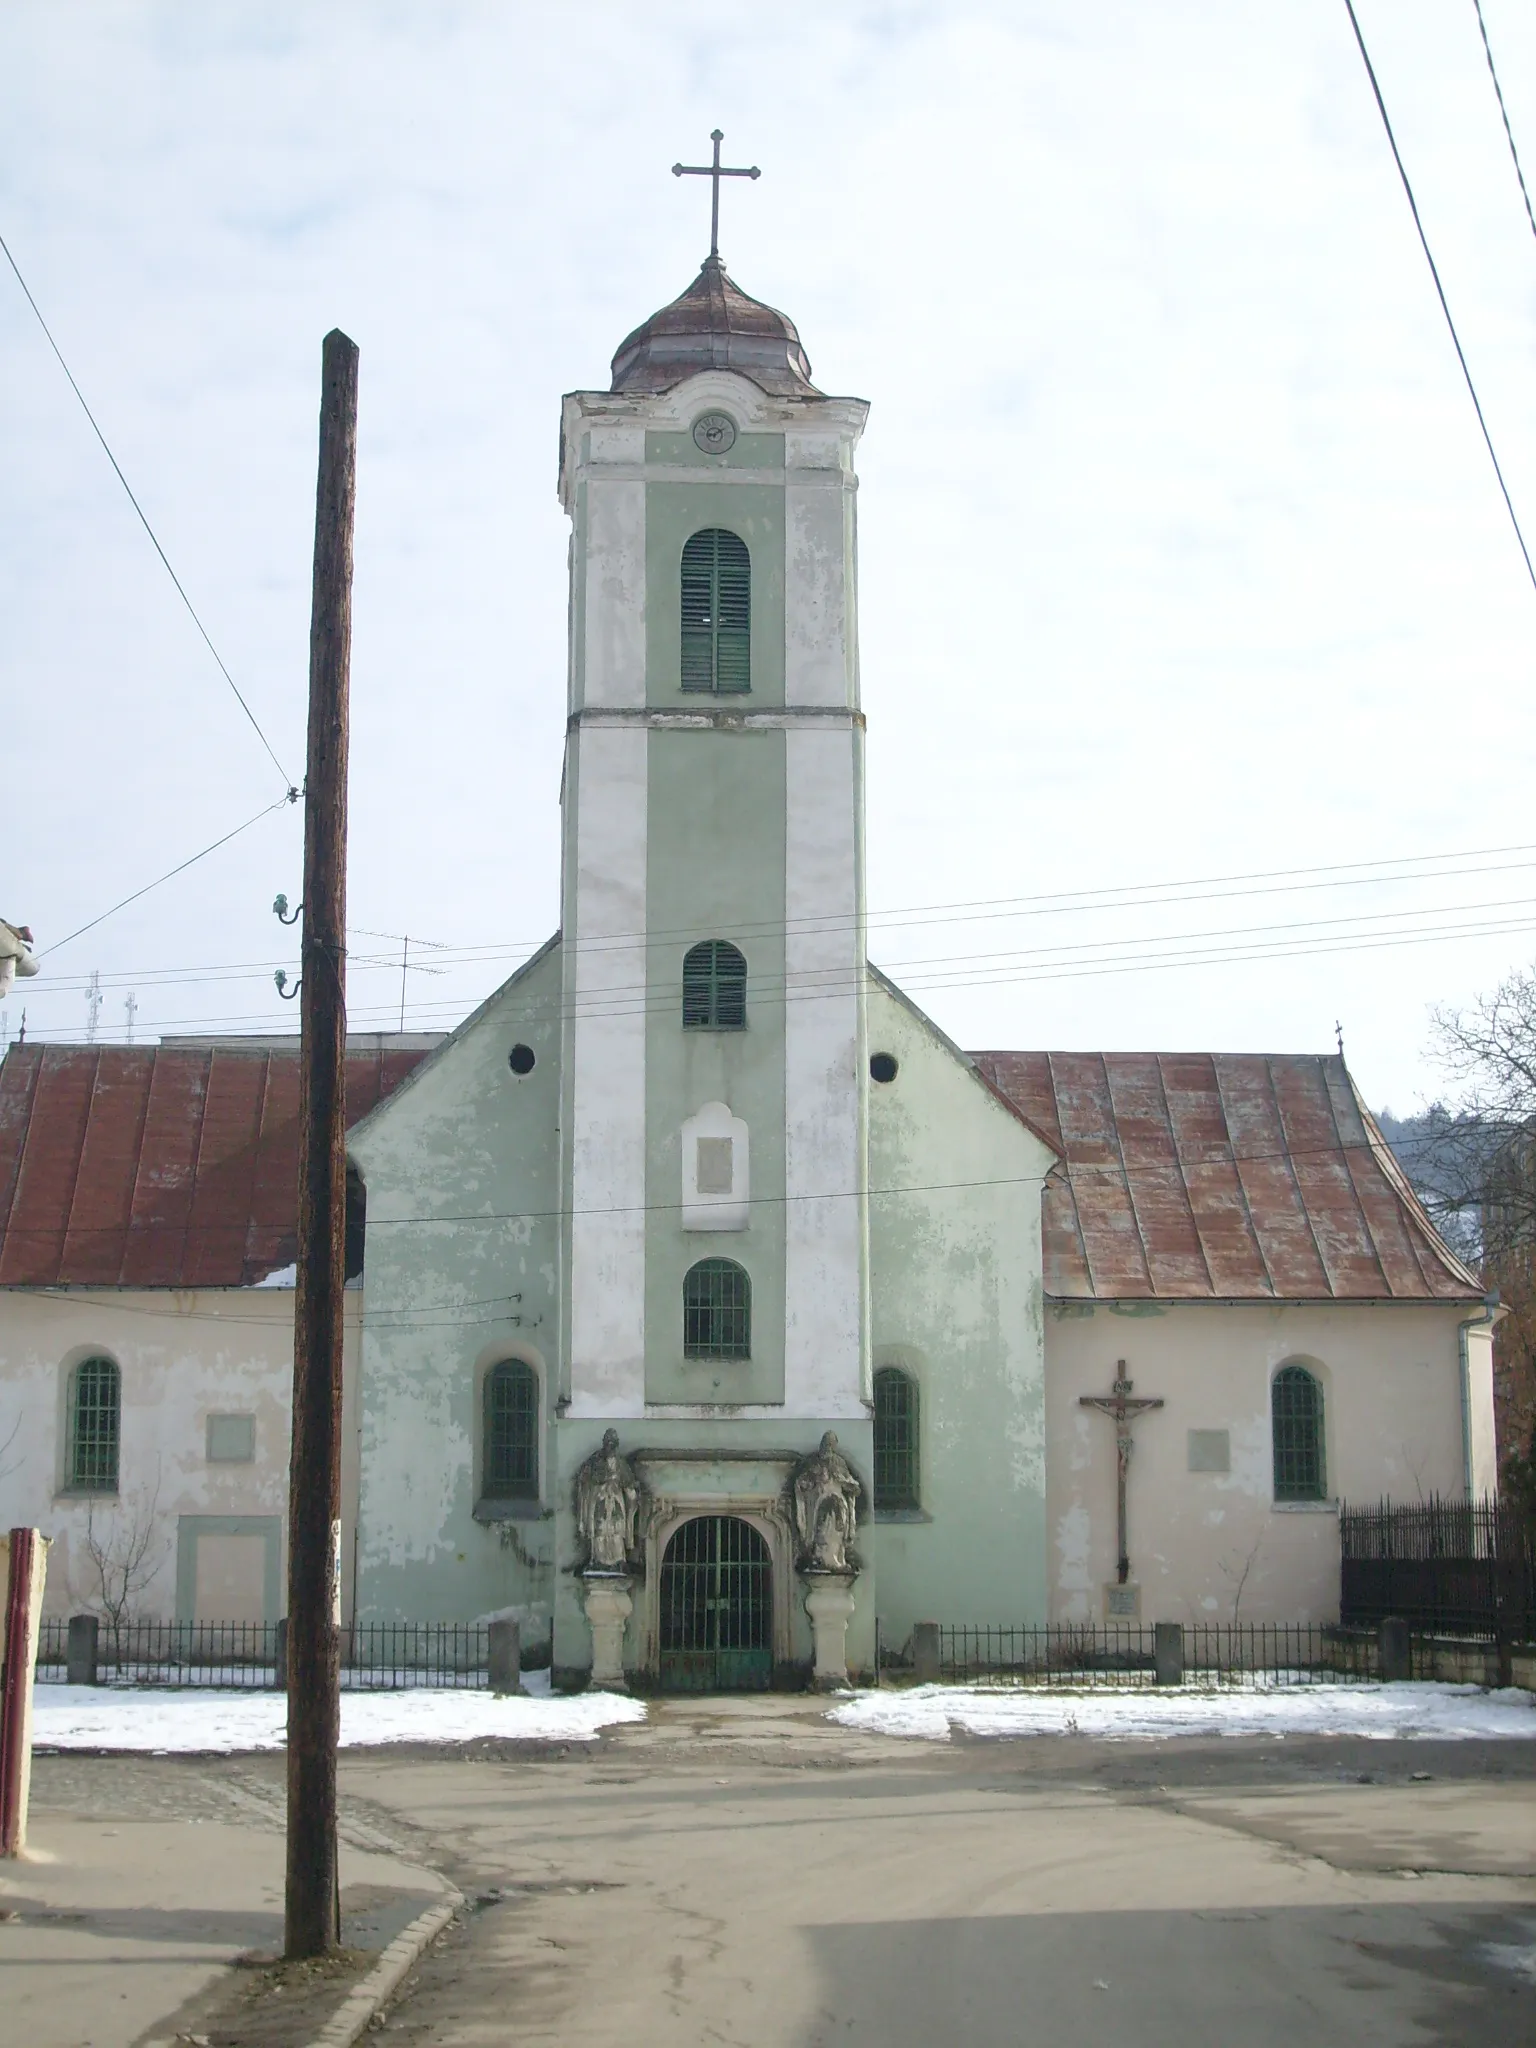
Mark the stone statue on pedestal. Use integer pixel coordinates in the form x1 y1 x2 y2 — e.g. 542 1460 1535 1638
790 1431 863 1573
574 1428 644 1572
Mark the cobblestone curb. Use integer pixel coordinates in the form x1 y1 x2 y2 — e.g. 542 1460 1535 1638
306 1888 464 2047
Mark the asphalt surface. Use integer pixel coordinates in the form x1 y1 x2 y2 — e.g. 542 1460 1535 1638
17 1694 1536 2046
340 1695 1536 2047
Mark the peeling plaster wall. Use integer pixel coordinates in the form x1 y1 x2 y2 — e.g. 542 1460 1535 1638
1045 1299 1477 1624
348 947 561 1632
866 983 1055 1649
0 1286 328 1622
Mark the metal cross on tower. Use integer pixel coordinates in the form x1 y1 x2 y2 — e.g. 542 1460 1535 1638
1079 1363 1164 1586
673 128 760 262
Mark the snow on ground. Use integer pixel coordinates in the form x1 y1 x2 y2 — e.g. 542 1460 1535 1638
31 1669 646 1753
831 1681 1536 1743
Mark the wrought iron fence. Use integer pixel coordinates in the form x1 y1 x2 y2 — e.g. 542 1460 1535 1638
1341 1496 1535 1639
931 1623 1377 1688
34 1619 493 1690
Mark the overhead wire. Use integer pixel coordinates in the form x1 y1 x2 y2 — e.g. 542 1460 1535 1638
0 227 298 792
1472 0 1536 246
24 839 1536 999
1341 0 1536 594
35 797 299 963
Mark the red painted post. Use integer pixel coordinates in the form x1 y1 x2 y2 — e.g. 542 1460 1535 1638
1 1528 47 1857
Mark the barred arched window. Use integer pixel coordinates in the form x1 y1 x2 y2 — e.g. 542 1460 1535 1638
483 1360 540 1500
1272 1364 1325 1501
68 1354 120 1492
684 1258 751 1360
873 1367 919 1510
680 527 750 694
683 940 747 1030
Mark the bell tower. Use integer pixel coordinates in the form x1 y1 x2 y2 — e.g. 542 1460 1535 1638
555 211 871 1424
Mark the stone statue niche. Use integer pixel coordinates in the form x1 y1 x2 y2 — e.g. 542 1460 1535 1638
573 1429 645 1574
789 1431 863 1575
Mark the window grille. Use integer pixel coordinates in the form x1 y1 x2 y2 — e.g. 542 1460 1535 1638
684 1259 751 1360
1272 1364 1325 1501
680 527 750 694
873 1367 919 1509
682 940 747 1030
69 1355 120 1492
483 1360 539 1500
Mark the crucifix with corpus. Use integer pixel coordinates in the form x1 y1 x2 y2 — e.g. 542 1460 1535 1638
1080 1362 1164 1590
673 128 760 262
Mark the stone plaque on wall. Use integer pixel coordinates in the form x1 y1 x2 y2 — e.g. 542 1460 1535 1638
1103 1582 1141 1622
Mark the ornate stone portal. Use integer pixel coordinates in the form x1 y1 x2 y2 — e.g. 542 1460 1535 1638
574 1430 646 1691
789 1433 864 1689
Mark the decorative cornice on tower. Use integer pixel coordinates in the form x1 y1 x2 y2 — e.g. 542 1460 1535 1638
609 256 820 398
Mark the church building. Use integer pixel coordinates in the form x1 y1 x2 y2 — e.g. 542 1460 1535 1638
0 222 1499 1689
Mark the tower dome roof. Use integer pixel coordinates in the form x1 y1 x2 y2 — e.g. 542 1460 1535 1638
610 256 820 398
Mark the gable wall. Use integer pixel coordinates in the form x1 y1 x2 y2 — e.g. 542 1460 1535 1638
865 983 1056 1653
349 945 562 1631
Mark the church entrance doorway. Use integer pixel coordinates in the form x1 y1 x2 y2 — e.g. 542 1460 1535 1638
659 1515 772 1691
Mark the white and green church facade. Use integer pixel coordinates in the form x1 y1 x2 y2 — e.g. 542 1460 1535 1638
348 257 1057 1688
341 258 1495 1687
0 256 1497 1685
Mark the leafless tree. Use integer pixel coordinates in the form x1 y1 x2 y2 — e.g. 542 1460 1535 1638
83 1478 167 1671
1421 966 1536 1513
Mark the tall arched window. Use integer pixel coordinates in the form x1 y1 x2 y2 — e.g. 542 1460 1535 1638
68 1355 120 1492
684 1258 751 1360
1272 1364 1325 1501
683 940 747 1030
680 527 751 694
873 1367 919 1510
483 1360 540 1500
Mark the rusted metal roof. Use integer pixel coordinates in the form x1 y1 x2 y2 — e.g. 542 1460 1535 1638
0 1042 427 1289
971 1051 1483 1303
610 255 820 397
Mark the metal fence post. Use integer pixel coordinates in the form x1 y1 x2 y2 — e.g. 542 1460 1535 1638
1153 1621 1184 1687
488 1618 523 1696
1378 1616 1411 1682
65 1614 98 1686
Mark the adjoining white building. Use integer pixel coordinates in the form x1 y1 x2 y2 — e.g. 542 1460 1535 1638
0 250 1496 1684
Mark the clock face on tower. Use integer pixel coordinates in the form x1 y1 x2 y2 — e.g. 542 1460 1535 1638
692 411 737 454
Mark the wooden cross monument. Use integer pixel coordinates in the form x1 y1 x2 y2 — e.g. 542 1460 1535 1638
1080 1363 1164 1587
673 129 761 261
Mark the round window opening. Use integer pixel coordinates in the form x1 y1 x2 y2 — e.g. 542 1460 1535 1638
870 1052 899 1084
692 411 738 454
508 1043 536 1076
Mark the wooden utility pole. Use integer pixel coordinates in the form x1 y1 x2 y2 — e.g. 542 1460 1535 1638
285 328 359 1960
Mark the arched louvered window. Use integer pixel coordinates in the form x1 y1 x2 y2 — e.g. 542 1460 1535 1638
680 527 751 694
1272 1364 1325 1502
483 1360 540 1500
684 1258 751 1360
68 1354 120 1492
683 940 747 1030
873 1367 920 1510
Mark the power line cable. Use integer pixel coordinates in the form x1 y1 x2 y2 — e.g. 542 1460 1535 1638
1472 0 1536 246
37 797 298 961
30 840 1536 999
1342 0 1536 595
0 228 298 791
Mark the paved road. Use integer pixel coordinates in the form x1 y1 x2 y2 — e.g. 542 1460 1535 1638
337 1695 1536 2047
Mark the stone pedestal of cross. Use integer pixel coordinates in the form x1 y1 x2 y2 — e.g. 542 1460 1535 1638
1080 1363 1164 1588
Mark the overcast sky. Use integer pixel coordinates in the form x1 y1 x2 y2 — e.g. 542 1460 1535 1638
4 0 1535 1112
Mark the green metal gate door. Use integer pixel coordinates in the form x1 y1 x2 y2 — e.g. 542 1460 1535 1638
659 1516 772 1691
